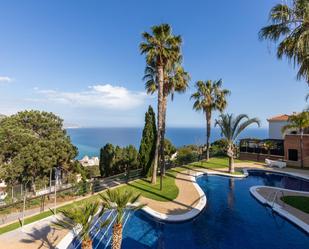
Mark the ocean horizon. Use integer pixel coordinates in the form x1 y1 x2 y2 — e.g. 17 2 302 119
67 127 268 159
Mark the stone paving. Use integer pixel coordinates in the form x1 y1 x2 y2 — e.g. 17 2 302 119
0 216 67 249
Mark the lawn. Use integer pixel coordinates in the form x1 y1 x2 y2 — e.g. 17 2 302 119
0 157 246 234
189 157 245 169
117 167 183 202
117 157 247 201
281 196 309 214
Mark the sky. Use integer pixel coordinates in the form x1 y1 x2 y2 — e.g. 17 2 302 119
0 0 308 128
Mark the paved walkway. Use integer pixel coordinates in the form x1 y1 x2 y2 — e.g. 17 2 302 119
140 168 201 215
0 198 76 226
0 216 67 249
255 187 309 225
0 178 126 228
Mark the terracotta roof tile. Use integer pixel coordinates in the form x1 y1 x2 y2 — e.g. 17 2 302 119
267 114 290 121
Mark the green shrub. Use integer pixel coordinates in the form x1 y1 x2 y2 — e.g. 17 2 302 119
176 147 199 165
210 139 228 157
84 165 100 178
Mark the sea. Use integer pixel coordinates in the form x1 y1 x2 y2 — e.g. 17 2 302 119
67 127 267 159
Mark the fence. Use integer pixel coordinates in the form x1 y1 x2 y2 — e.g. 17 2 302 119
0 179 72 207
0 168 143 226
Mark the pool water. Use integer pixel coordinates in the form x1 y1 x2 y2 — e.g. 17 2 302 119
70 170 309 249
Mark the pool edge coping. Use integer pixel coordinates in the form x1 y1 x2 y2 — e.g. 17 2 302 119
250 185 309 234
141 169 249 222
141 172 207 222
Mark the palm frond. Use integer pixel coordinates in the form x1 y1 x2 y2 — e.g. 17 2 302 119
191 79 229 113
216 113 260 145
99 189 145 225
259 0 309 83
233 117 261 140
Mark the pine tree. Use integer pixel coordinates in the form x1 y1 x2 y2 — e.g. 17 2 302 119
99 143 115 177
138 106 157 177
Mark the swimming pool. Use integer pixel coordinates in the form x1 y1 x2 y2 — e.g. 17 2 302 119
69 170 309 249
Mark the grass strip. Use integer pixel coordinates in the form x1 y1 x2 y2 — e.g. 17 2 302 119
281 196 309 214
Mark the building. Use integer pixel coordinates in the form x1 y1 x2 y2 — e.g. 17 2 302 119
79 155 99 167
267 114 290 139
240 113 309 168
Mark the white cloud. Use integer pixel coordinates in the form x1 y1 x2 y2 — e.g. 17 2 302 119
0 76 13 83
33 84 148 110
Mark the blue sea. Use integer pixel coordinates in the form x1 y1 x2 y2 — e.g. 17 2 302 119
67 127 267 159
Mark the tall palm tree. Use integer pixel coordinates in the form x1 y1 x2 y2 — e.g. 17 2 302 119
215 114 260 173
52 202 108 249
100 189 145 249
143 57 190 176
140 24 182 184
282 111 309 167
191 80 230 161
259 0 309 83
161 63 190 174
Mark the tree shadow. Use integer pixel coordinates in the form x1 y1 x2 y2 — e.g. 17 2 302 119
20 225 61 249
164 172 194 183
129 180 161 191
129 183 204 211
126 183 174 201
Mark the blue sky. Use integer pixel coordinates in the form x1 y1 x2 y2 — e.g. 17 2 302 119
0 0 308 128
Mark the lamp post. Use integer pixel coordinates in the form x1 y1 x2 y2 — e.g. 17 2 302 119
54 167 61 215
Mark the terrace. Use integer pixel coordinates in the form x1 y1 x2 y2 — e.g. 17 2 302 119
239 138 285 162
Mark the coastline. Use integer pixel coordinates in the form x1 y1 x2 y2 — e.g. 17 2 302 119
67 127 268 160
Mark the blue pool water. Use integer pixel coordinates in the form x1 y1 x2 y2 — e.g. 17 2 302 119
69 171 309 249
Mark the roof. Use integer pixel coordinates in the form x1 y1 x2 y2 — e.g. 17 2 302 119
267 114 290 122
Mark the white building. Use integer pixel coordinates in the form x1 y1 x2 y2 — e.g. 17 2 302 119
0 180 6 188
267 113 297 139
79 155 99 167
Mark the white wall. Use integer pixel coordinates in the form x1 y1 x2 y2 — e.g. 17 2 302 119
268 121 289 139
0 180 6 188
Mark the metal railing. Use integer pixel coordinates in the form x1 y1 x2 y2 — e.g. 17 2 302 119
0 168 143 226
266 189 286 208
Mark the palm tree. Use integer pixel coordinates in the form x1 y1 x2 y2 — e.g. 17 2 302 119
282 111 309 167
263 140 276 157
143 57 190 176
51 202 108 249
215 114 260 173
259 0 309 83
99 189 145 249
191 80 230 161
140 24 182 184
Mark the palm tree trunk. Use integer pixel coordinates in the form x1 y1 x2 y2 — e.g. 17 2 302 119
81 238 92 249
229 156 234 173
112 223 123 249
300 129 304 168
227 144 234 173
205 111 211 161
160 93 168 176
152 65 164 184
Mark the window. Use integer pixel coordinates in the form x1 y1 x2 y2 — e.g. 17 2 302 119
288 149 298 161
